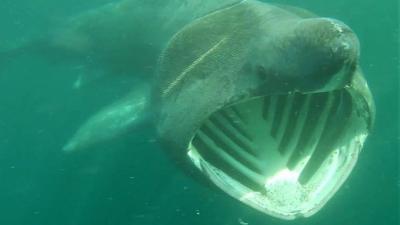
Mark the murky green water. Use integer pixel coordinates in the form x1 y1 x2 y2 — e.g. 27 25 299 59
0 0 398 224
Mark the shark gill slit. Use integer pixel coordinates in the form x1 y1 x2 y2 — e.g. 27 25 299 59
162 37 228 97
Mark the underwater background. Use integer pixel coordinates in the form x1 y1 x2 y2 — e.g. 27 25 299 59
0 0 398 225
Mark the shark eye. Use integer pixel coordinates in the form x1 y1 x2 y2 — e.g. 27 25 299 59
255 65 271 82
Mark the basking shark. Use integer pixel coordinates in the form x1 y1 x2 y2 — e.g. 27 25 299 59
63 0 375 220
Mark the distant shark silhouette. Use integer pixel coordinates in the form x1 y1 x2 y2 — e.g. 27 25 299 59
17 0 375 220
0 0 241 87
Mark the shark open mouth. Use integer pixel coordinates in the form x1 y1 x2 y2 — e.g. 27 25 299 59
187 86 372 219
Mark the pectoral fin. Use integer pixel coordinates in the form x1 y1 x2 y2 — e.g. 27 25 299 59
63 83 151 152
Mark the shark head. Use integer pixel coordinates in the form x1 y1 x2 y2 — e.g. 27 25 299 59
155 1 375 220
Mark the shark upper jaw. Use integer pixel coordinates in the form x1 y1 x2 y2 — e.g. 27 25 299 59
185 71 374 220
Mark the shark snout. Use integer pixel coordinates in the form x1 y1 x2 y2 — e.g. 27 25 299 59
323 18 360 66
271 17 361 92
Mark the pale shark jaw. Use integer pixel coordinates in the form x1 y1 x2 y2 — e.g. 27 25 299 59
187 87 371 220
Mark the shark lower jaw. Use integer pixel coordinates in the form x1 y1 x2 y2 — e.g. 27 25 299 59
186 87 371 220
